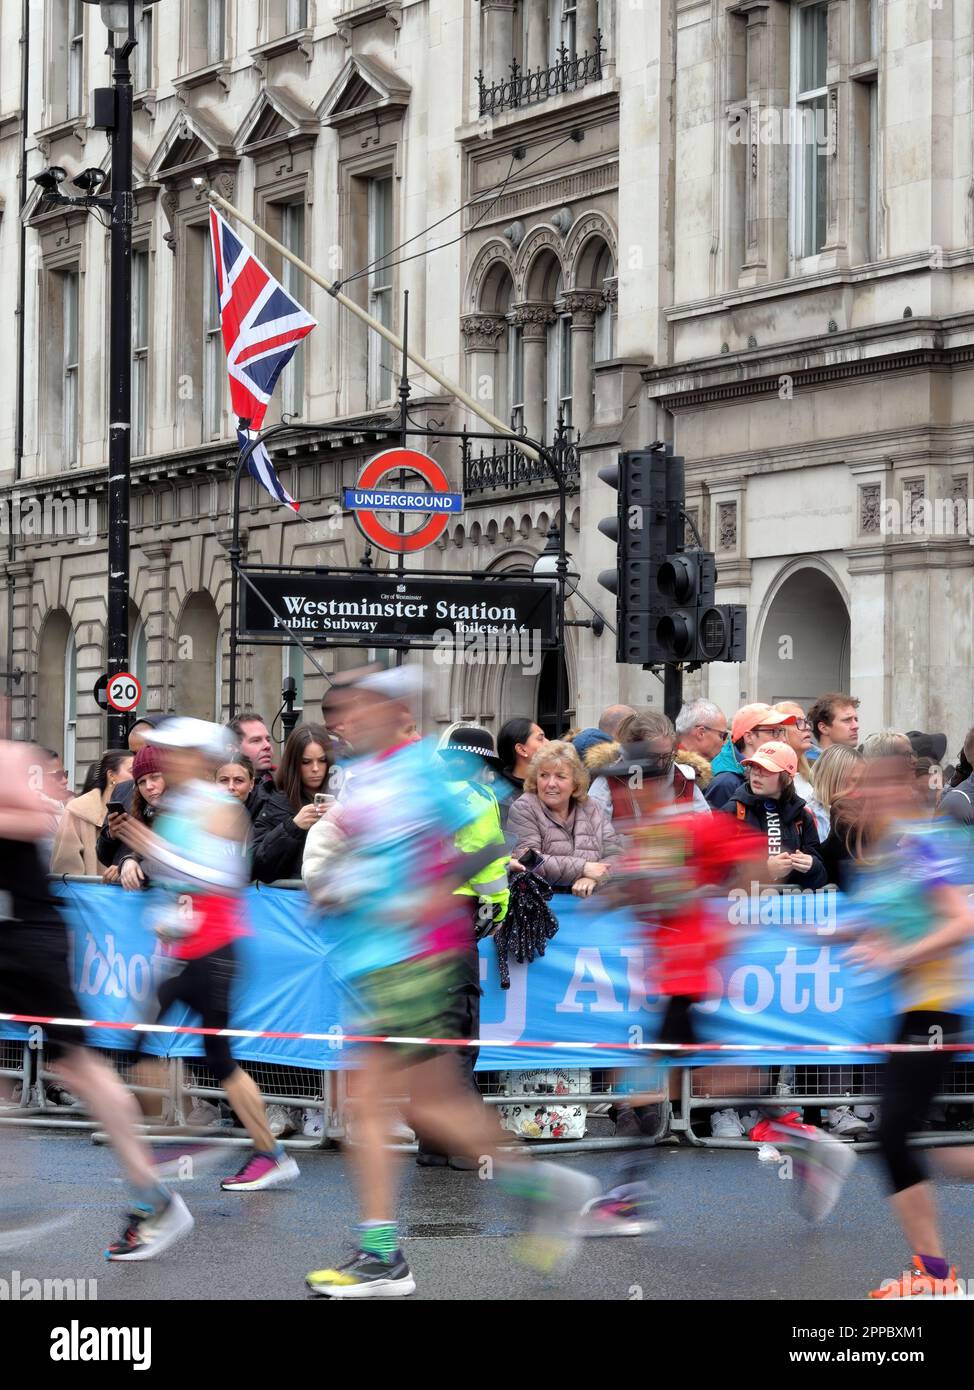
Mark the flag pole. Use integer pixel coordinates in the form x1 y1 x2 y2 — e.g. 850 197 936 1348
206 190 541 465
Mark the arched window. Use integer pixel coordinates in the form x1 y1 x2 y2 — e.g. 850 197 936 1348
174 591 219 721
37 610 77 787
592 245 616 364
545 270 572 438
63 628 77 788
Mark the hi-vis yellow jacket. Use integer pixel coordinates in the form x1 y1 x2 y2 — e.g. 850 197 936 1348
450 781 511 923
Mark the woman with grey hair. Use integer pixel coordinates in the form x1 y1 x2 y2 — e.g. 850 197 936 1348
507 740 623 897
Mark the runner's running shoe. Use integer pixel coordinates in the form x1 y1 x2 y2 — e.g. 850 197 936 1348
306 1249 416 1299
507 1163 601 1273
787 1129 856 1223
869 1256 963 1299
220 1151 300 1191
104 1194 194 1262
576 1182 659 1237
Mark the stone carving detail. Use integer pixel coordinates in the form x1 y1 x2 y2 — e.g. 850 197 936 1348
717 501 737 551
683 507 699 549
508 302 557 339
460 314 506 350
561 290 604 320
904 478 925 530
161 189 180 251
859 483 881 535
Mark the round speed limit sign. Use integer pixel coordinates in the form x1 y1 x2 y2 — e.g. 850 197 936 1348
106 673 142 713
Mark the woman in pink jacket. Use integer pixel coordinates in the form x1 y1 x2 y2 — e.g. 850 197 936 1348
507 740 624 897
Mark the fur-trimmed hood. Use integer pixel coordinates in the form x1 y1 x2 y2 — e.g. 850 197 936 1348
584 739 710 787
674 749 714 789
583 740 622 772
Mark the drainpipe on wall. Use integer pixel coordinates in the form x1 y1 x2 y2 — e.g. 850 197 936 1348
8 0 30 717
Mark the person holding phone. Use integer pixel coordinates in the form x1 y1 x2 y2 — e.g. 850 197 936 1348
98 746 168 891
50 749 133 877
251 724 333 884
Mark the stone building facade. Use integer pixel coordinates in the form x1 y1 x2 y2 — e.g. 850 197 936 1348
0 0 972 785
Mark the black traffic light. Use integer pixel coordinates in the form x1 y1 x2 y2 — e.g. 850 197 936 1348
597 446 747 668
597 450 668 664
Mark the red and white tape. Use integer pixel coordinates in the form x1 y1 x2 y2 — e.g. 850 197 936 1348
0 1011 971 1052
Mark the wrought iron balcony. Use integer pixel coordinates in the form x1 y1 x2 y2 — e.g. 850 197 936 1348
476 33 605 118
461 434 580 498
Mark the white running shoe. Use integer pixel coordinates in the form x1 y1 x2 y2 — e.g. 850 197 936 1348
710 1108 745 1138
104 1194 194 1262
185 1099 221 1128
302 1108 325 1138
826 1105 868 1137
790 1132 856 1223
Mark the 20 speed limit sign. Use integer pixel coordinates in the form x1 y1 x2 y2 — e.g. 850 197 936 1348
106 673 142 713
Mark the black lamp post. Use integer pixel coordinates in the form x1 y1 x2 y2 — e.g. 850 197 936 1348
34 2 158 747
85 1 158 747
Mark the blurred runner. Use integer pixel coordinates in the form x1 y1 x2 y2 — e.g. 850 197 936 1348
117 718 299 1214
0 738 192 1260
579 737 854 1236
844 752 974 1298
302 669 597 1298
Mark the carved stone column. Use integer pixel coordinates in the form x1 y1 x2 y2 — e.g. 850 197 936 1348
3 560 33 740
576 0 599 53
524 0 548 71
141 540 173 713
461 313 507 422
482 0 516 77
562 290 602 437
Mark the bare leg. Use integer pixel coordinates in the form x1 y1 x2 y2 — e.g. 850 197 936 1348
890 1182 943 1259
346 1049 398 1222
222 1067 275 1153
403 1055 509 1167
54 1048 156 1189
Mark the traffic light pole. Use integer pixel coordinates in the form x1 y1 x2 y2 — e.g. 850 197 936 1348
662 447 684 725
663 665 682 723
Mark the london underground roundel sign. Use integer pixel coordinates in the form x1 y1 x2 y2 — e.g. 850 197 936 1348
343 448 464 555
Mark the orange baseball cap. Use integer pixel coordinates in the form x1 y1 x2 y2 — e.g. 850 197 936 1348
742 740 798 777
730 703 786 743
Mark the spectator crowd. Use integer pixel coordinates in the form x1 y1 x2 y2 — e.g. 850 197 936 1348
36 682 974 1143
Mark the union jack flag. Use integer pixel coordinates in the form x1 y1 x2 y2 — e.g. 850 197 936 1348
209 207 317 511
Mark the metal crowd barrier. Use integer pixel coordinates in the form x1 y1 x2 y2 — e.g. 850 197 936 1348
677 1062 974 1149
28 876 974 1156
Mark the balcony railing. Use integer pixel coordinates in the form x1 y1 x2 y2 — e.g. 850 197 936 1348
476 32 605 118
461 436 580 497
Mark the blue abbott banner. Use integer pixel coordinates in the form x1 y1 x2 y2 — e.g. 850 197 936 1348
1 885 972 1070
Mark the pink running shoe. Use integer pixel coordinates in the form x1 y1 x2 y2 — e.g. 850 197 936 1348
220 1151 300 1192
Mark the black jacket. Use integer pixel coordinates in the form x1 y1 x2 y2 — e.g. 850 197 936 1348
721 785 827 889
817 824 858 891
493 772 525 836
251 789 308 883
245 770 277 823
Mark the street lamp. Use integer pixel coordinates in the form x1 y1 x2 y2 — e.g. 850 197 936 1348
76 0 159 746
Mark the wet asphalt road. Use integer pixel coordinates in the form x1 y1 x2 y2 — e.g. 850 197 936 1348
1 1129 973 1301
